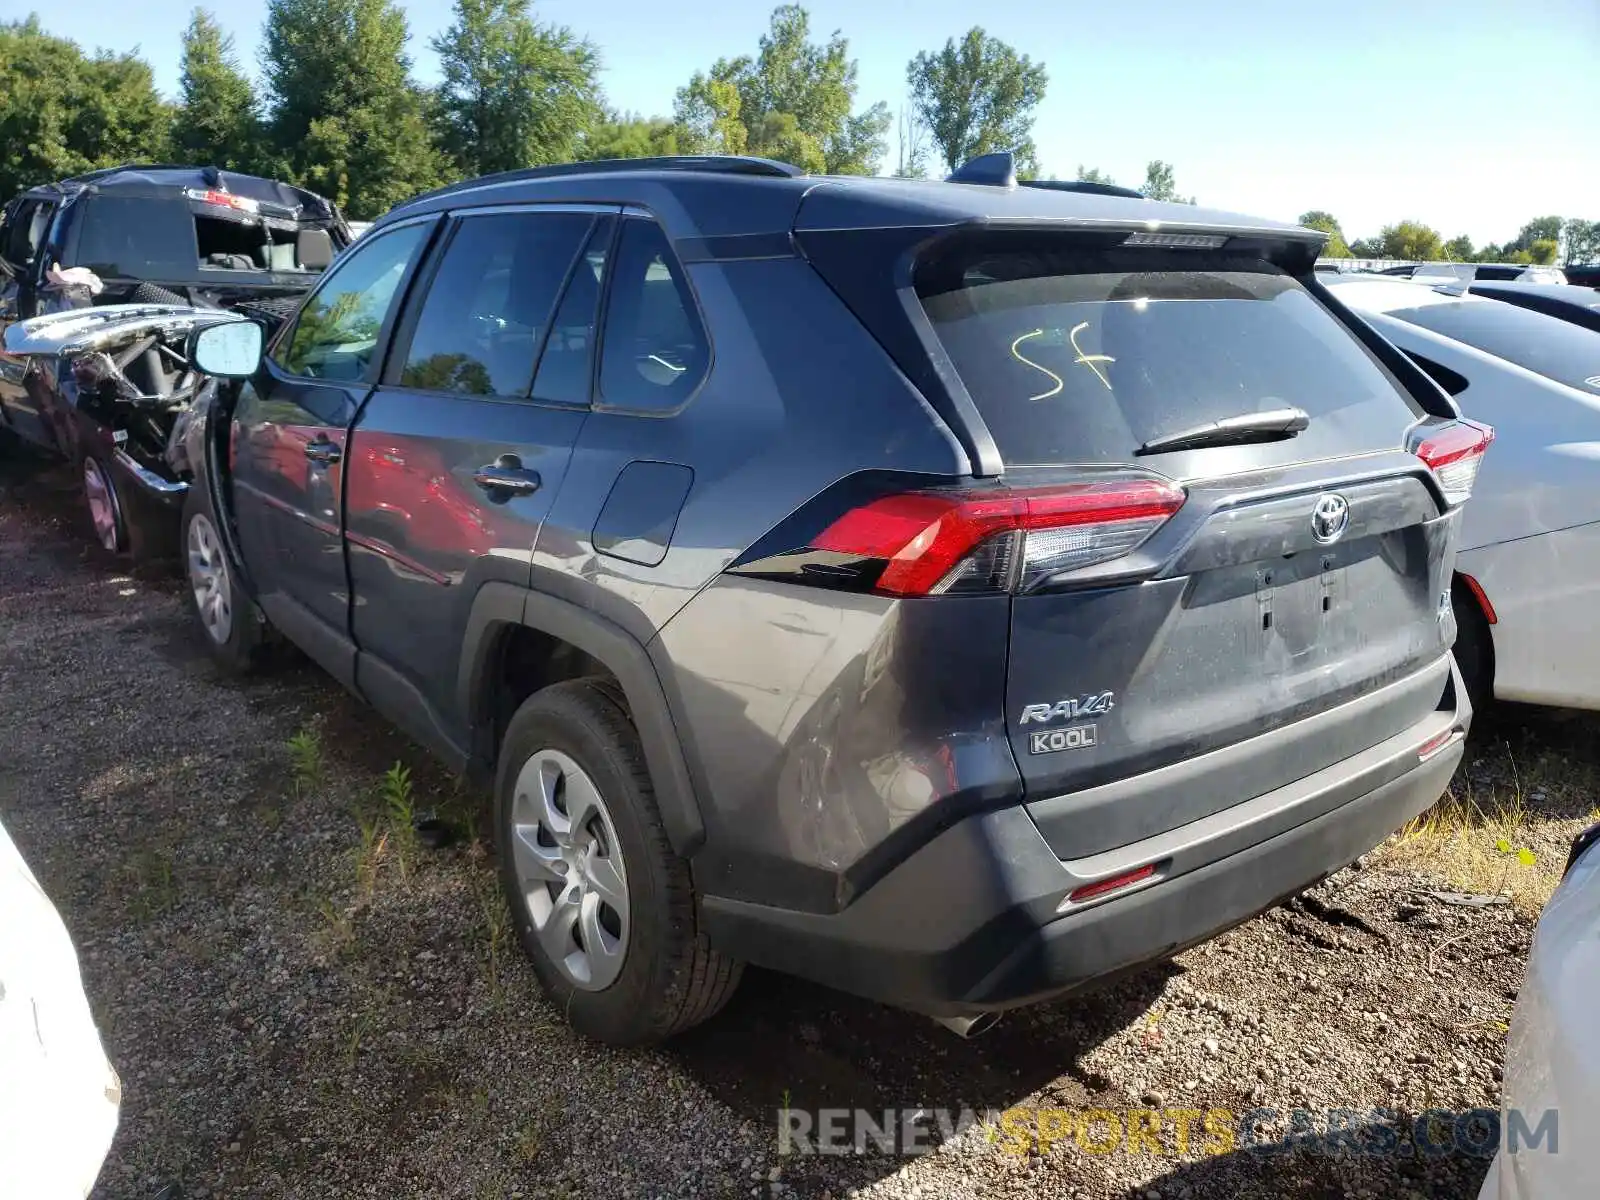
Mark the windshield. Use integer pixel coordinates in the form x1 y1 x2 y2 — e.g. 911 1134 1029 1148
918 246 1422 465
1390 300 1600 395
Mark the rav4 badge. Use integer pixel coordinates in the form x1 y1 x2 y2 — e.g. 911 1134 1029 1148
1018 692 1116 725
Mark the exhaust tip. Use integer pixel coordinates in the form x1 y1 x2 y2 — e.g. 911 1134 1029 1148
931 1012 1001 1039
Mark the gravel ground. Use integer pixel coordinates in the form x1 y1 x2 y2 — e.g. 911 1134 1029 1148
2 443 1592 1200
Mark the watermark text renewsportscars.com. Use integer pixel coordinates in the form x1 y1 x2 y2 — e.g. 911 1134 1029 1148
777 1104 1559 1160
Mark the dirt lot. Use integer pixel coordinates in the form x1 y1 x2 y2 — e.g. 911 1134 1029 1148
2 444 1595 1200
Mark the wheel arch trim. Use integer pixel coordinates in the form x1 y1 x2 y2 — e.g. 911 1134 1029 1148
458 582 707 858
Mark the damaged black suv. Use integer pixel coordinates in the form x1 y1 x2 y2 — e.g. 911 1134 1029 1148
0 164 350 555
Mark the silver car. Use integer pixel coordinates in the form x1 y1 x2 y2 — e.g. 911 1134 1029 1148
1479 823 1600 1200
1327 275 1600 711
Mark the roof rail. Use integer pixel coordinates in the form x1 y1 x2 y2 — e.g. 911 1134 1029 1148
1021 178 1147 200
395 154 806 212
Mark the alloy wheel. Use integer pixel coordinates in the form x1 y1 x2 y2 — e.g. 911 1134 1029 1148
186 513 234 645
82 457 121 552
509 748 630 991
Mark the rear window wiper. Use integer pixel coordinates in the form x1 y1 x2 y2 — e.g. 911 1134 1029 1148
1135 407 1310 456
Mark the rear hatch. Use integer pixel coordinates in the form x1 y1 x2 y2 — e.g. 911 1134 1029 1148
805 220 1484 859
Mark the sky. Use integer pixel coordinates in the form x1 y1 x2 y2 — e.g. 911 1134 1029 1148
7 0 1597 246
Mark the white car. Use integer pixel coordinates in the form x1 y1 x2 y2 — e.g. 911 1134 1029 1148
1326 275 1600 711
1381 263 1569 285
0 816 120 1198
1479 823 1600 1200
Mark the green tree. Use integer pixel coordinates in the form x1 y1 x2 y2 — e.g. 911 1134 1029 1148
1299 210 1351 258
579 111 680 160
1141 160 1194 203
261 0 445 218
1528 238 1560 266
1444 234 1474 261
0 17 171 198
672 6 890 174
675 73 752 157
172 9 262 171
1509 215 1563 253
1075 165 1116 185
1348 237 1380 258
1559 218 1600 265
430 0 602 177
893 103 931 178
1377 220 1444 261
905 28 1047 176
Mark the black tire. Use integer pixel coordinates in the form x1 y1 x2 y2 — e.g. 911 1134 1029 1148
495 679 742 1045
1452 580 1494 716
180 481 273 673
129 281 191 307
231 294 304 335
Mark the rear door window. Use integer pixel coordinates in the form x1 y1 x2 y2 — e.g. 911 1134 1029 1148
531 217 613 406
397 210 592 398
1389 299 1600 395
917 244 1423 465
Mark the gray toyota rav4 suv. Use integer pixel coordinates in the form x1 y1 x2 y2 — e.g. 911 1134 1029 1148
176 153 1485 1045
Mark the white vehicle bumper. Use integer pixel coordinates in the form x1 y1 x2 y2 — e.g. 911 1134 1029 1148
0 821 120 1200
1479 835 1600 1199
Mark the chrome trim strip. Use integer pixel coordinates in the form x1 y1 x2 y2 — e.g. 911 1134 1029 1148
113 448 188 495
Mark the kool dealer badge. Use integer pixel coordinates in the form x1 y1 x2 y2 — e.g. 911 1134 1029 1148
1029 725 1098 755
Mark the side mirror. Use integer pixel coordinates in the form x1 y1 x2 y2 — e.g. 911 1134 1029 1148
190 320 264 379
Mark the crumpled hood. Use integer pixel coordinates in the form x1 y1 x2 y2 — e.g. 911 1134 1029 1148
0 818 120 1199
2 303 246 357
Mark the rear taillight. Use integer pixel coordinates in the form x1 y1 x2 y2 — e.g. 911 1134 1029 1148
1415 419 1493 506
807 478 1186 597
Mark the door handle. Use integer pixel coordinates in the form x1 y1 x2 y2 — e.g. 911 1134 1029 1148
304 438 342 465
473 454 542 498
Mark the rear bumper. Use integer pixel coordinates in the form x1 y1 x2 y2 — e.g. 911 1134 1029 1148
701 659 1469 1016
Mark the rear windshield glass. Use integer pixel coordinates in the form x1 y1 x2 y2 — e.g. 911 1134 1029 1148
918 246 1422 465
75 196 195 278
1389 300 1600 395
75 195 333 278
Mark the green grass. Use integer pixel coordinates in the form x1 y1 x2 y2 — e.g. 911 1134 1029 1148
380 761 418 879
286 726 323 801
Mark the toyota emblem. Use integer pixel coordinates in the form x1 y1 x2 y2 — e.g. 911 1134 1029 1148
1311 494 1350 544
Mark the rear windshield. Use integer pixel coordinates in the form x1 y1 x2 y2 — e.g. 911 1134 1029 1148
1390 300 1600 395
75 196 195 278
74 194 334 279
918 246 1423 465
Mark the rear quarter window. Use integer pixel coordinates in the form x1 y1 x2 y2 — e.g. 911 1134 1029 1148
917 245 1424 466
597 218 709 412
